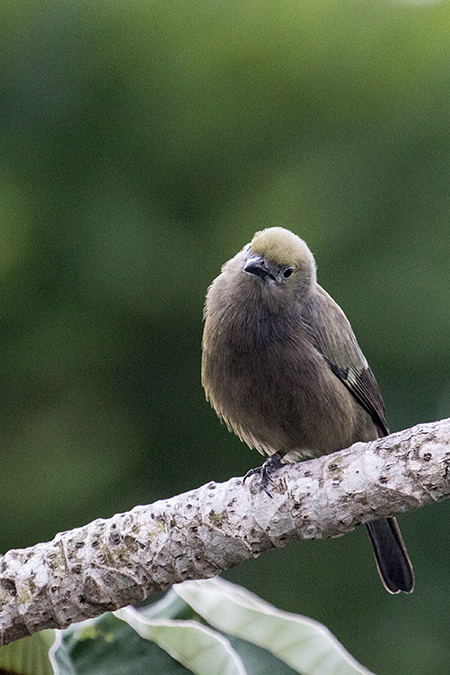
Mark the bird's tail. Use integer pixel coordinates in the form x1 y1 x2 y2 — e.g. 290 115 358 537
365 517 414 594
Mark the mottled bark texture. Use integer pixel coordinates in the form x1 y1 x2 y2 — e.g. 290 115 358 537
1 418 449 645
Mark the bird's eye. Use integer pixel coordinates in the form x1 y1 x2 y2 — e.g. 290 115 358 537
283 267 294 279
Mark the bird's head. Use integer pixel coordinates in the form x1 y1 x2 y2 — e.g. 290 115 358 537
243 227 317 303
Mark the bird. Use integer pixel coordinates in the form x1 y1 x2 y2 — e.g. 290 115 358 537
201 226 414 594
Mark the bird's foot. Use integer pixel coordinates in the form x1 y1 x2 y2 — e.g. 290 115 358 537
243 452 285 498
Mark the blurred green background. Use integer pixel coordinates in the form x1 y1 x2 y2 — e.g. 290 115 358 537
1 0 450 672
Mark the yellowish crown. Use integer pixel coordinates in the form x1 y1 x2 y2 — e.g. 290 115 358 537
251 227 311 268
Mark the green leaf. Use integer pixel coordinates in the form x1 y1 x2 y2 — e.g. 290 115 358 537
141 588 191 620
115 606 248 675
0 630 60 675
62 612 191 675
140 593 299 675
50 632 76 675
174 578 375 675
226 636 304 675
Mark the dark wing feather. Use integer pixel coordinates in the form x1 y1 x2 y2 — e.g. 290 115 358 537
302 285 389 436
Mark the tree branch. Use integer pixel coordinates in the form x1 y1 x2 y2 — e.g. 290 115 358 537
1 418 449 645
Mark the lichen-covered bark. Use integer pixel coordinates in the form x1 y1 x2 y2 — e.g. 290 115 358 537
1 418 449 645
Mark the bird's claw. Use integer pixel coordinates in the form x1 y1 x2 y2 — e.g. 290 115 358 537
243 453 285 498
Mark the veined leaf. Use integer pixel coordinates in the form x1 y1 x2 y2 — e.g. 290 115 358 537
174 578 375 675
115 605 247 675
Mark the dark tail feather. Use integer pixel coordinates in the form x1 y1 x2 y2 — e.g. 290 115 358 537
365 517 414 594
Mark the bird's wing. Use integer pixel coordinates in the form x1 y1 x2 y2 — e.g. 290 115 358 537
302 285 389 436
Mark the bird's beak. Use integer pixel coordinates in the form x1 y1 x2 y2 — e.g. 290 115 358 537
243 255 274 280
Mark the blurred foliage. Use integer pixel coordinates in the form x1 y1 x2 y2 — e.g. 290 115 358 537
1 0 450 673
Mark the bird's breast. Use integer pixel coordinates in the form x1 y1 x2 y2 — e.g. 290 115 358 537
202 309 364 458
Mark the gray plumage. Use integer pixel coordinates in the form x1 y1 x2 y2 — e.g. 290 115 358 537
202 227 413 594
